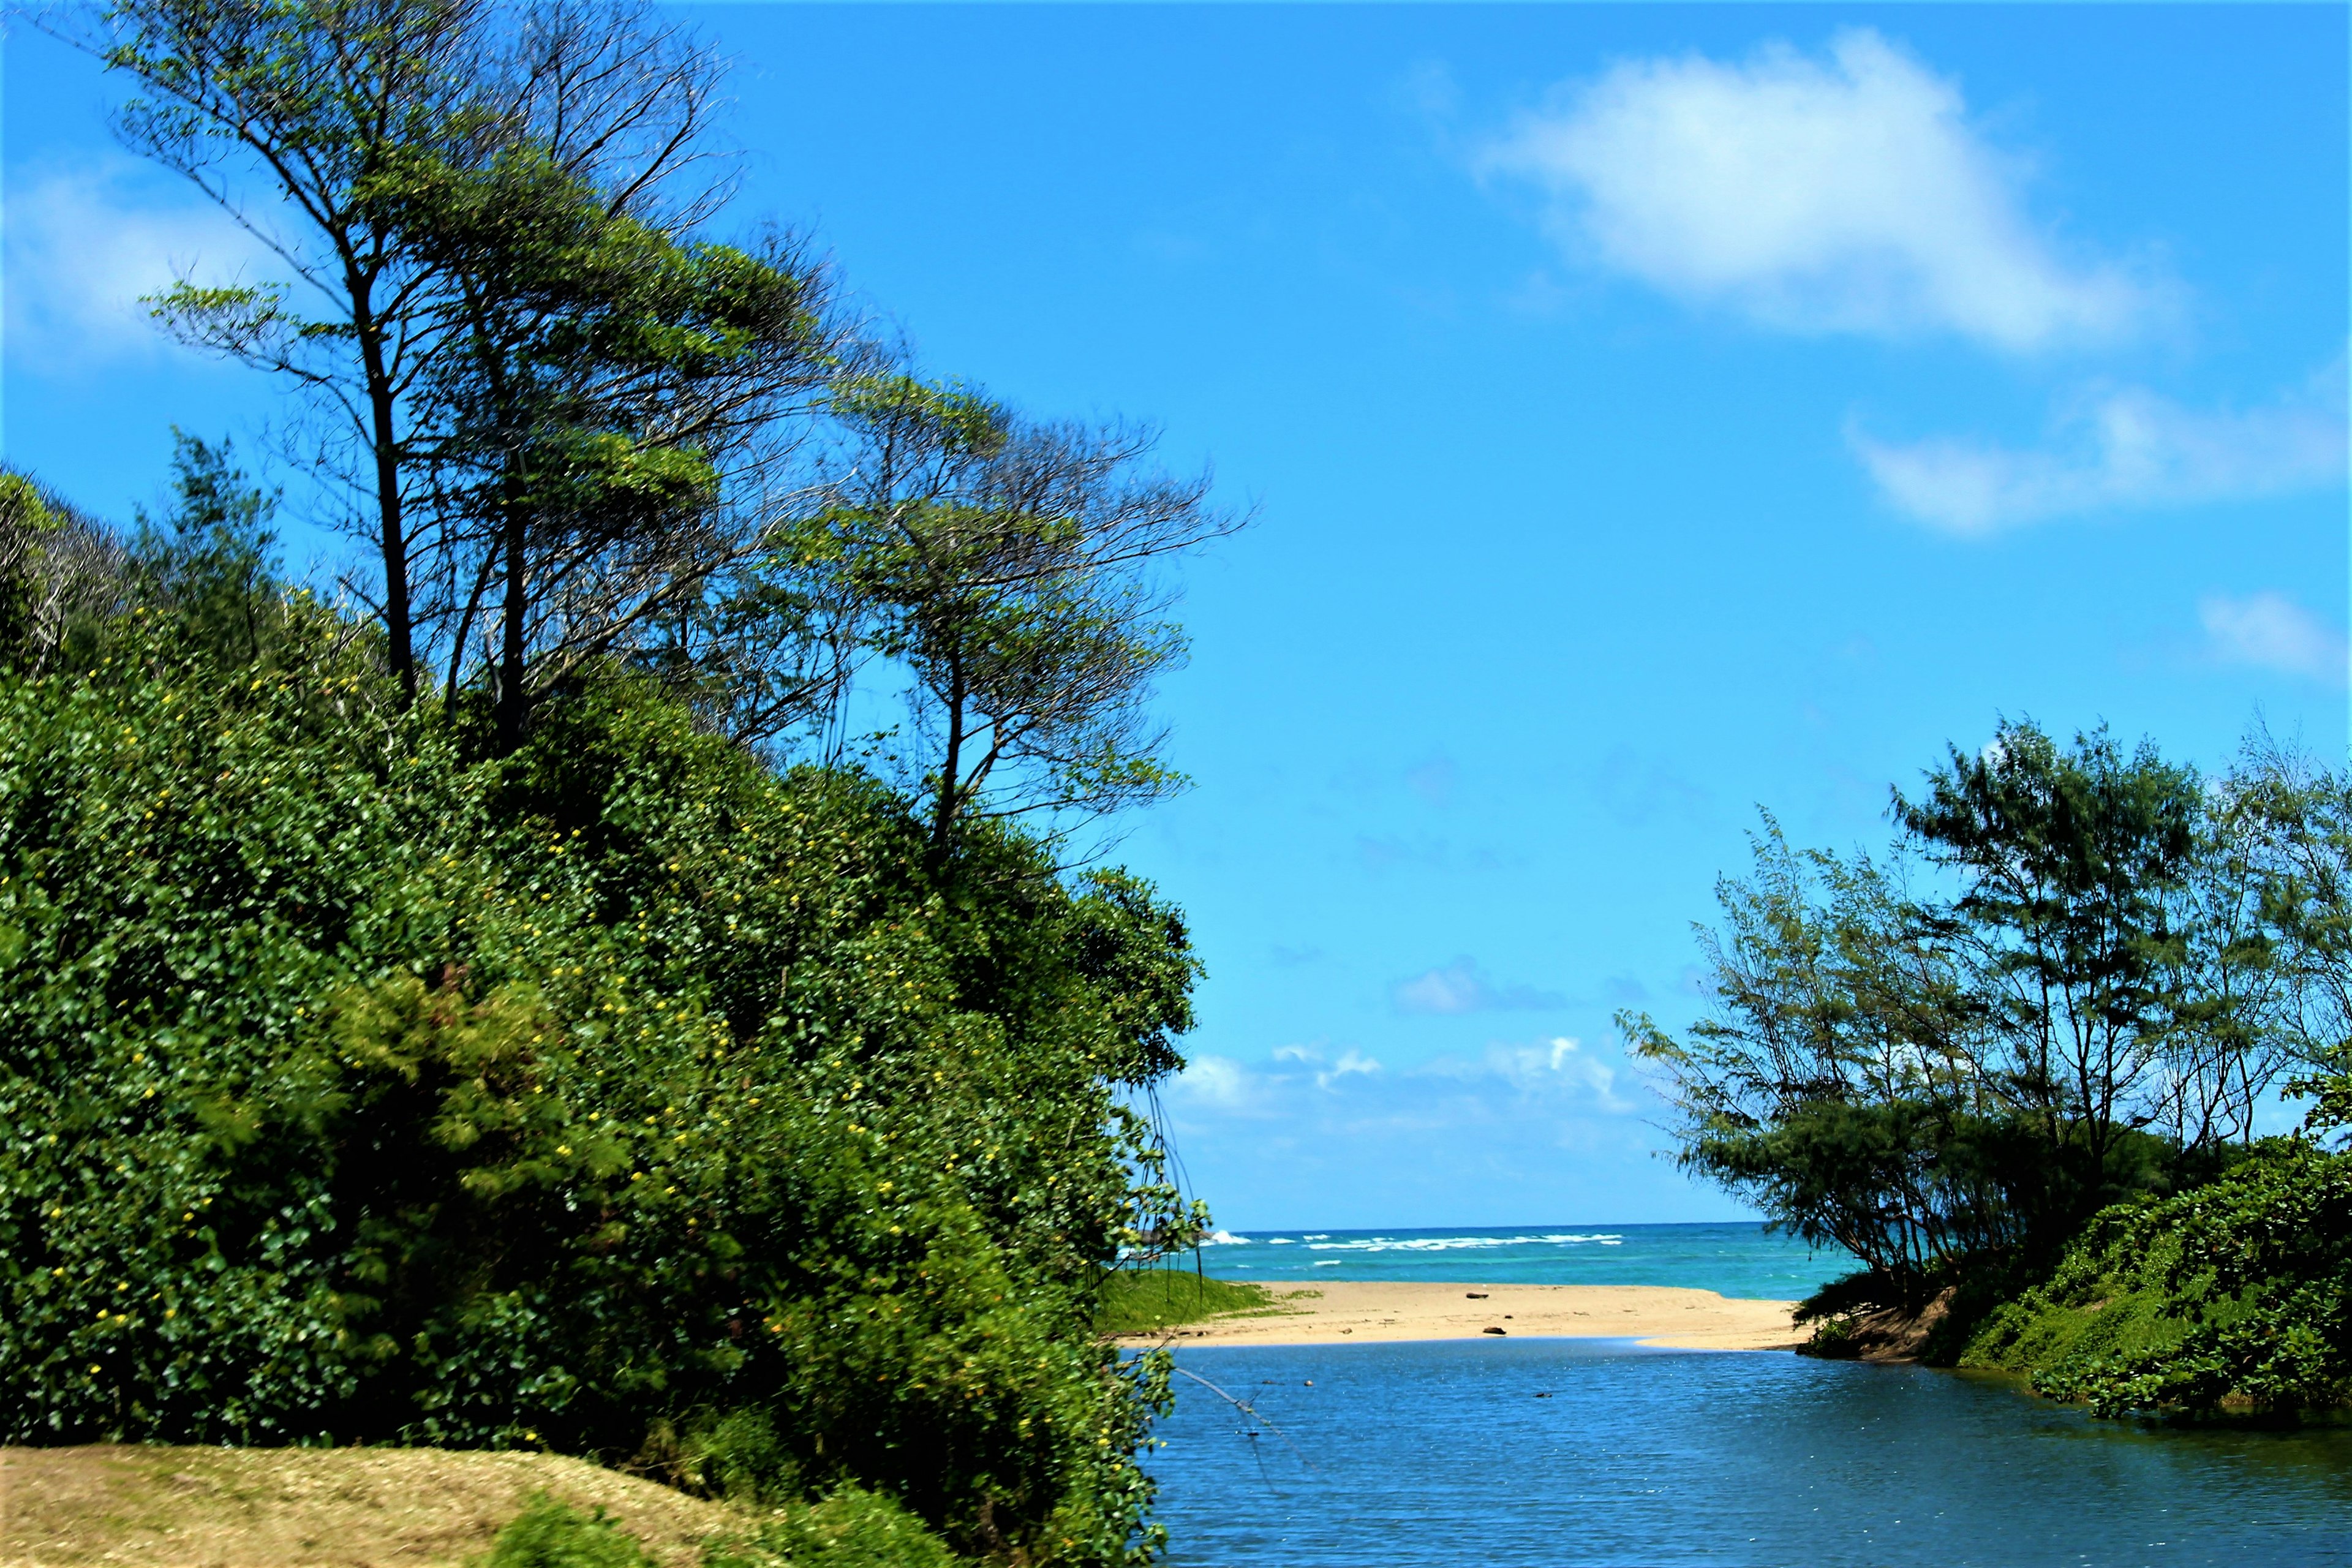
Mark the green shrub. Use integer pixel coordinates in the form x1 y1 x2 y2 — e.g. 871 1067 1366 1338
0 619 1196 1562
1963 1141 2352 1416
484 1482 964 1568
480 1496 657 1568
708 1485 961 1568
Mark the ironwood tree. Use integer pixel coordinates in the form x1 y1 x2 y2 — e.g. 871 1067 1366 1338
72 0 755 709
1625 720 2326 1300
797 375 1243 862
365 141 837 748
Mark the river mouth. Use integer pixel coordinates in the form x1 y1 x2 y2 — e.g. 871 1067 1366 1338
1148 1338 2352 1567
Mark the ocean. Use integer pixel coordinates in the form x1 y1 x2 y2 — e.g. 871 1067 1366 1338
1148 1338 2352 1566
1194 1221 1855 1302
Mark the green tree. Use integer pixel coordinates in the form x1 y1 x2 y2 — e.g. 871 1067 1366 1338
1952 744 2352 1417
1621 821 2021 1296
0 612 1196 1559
75 0 735 705
1894 722 2204 1205
2225 740 2352 1129
801 376 1241 864
127 432 284 669
1628 722 2306 1307
0 474 126 673
363 141 837 748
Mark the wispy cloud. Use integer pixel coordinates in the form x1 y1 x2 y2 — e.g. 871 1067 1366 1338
1156 1038 1687 1227
1168 1054 1271 1117
1353 835 1514 875
1169 1035 1633 1128
1604 974 1651 1005
1273 1042 1384 1090
1420 1037 1635 1112
1392 957 1565 1016
6 156 275 372
2199 592 2347 686
1479 30 2160 352
1853 376 2348 534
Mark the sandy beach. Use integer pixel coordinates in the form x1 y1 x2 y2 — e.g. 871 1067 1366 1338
1120 1280 1807 1351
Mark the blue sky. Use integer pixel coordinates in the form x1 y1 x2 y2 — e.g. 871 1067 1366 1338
4 5 2346 1229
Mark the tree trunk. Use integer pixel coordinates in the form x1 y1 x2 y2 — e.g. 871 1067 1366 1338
928 654 968 868
352 285 416 705
494 461 531 753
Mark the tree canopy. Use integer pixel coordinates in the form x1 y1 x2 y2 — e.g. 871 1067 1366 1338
1626 720 2349 1305
4 8 1243 1558
0 443 1204 1562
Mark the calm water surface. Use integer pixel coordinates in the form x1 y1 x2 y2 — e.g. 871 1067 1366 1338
1199 1222 1853 1300
1149 1340 2352 1567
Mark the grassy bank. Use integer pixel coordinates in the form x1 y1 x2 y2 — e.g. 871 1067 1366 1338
1958 1142 2351 1416
1094 1268 1277 1336
0 1446 967 1568
1958 1267 2198 1397
0 1446 731 1568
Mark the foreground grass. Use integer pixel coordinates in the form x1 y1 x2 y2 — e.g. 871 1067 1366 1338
0 1445 733 1568
1093 1267 1278 1336
0 1447 962 1568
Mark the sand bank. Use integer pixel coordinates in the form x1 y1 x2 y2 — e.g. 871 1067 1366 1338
1120 1280 1806 1351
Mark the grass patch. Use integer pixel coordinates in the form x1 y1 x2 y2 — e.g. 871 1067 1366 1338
1093 1267 1276 1336
1962 1278 2196 1384
483 1494 668 1567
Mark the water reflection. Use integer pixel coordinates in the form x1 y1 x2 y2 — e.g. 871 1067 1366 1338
1149 1340 2352 1567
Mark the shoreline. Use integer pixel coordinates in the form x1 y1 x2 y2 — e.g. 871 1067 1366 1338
1116 1280 1806 1351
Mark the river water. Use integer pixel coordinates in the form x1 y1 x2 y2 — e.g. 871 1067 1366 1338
1148 1335 2352 1566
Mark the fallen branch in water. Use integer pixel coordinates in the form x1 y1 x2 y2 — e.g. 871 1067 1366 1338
1169 1365 1322 1479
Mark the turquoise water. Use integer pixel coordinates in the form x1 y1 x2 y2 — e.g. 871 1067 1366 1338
1198 1222 1854 1301
1149 1339 2352 1566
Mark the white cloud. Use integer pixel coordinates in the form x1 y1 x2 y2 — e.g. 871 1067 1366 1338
1270 1042 1384 1089
1169 1035 1636 1128
6 157 276 371
1853 377 2348 534
1170 1055 1270 1117
2199 592 2348 686
1422 1037 1635 1113
1150 1036 1700 1227
1392 957 1564 1016
1480 29 2158 352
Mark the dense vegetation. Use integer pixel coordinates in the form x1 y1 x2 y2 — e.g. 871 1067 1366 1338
1964 1140 2351 1415
0 456 1206 1560
1626 723 2352 1418
0 3 1239 1562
